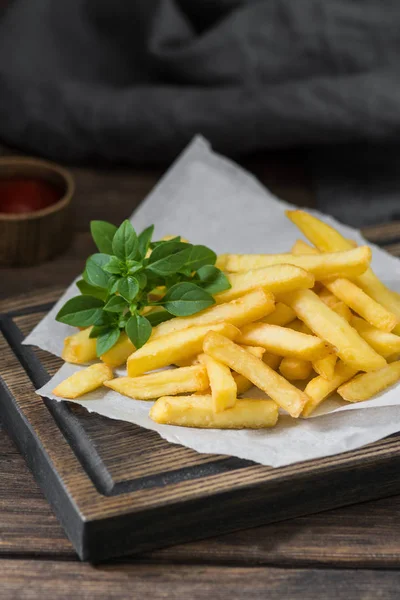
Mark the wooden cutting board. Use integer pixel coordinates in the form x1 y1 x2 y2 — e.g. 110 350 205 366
1 225 400 562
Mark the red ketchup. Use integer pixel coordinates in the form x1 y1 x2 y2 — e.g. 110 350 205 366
0 178 62 214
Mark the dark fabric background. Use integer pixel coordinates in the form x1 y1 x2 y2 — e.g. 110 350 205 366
1 0 400 225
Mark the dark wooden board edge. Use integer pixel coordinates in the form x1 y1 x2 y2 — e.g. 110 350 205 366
3 289 400 561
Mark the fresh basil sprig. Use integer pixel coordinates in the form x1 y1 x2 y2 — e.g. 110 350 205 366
56 220 231 355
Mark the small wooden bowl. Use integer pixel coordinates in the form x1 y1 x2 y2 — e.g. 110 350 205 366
0 157 75 266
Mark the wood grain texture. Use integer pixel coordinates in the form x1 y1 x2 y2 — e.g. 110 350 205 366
3 421 400 569
1 561 399 599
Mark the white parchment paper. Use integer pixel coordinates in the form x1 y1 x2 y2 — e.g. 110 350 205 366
24 136 400 467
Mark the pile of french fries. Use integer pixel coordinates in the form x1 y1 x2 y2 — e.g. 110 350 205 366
53 210 400 429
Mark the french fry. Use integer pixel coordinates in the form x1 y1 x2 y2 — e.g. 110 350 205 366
215 265 314 304
104 365 209 400
233 373 253 395
337 361 400 402
263 353 282 370
317 293 352 321
292 233 398 332
240 345 266 359
127 322 239 377
233 353 281 396
203 332 308 418
231 346 268 395
198 353 237 412
62 327 97 364
312 353 337 380
150 395 279 429
302 362 358 417
331 301 353 322
53 363 113 399
175 355 200 367
291 239 316 255
221 247 371 280
279 357 313 380
151 288 275 339
350 316 400 357
283 289 386 372
101 333 134 367
287 318 312 334
324 278 398 332
239 322 331 361
286 210 400 335
260 302 296 326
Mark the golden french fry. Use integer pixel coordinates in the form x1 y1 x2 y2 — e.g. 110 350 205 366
318 289 338 307
263 353 282 370
324 277 398 332
291 234 398 332
151 288 275 339
203 332 308 418
198 353 237 412
221 247 371 280
312 353 337 380
104 365 208 400
287 318 312 334
175 355 200 367
283 289 386 372
239 322 331 361
302 361 358 417
291 239 316 255
233 373 253 395
260 302 296 327
101 333 134 367
62 327 97 364
331 301 353 322
240 345 266 359
127 322 239 377
231 346 268 395
338 361 400 402
286 210 400 335
234 351 281 395
350 316 400 357
215 265 314 304
150 395 278 429
279 357 313 380
53 363 113 399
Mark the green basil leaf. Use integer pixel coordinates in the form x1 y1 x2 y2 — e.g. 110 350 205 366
147 241 192 276
89 324 113 339
76 279 108 301
56 296 104 327
138 224 154 258
83 253 113 289
145 310 174 326
118 276 139 302
161 283 215 317
104 296 128 313
103 256 123 275
196 265 231 295
151 236 180 249
125 314 152 349
112 220 138 261
90 221 117 254
126 260 143 274
96 328 121 356
183 245 216 272
107 276 120 294
136 272 147 289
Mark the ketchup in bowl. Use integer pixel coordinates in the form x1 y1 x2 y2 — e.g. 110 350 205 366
0 178 62 214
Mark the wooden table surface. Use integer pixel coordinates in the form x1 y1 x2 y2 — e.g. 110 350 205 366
2 143 400 599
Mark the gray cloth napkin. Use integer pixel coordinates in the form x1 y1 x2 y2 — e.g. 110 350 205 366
1 0 400 225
